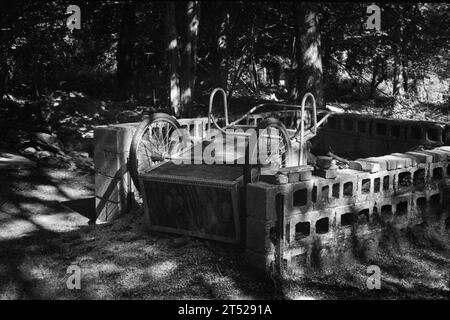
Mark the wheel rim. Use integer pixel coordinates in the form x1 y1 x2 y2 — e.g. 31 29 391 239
135 119 184 175
255 125 290 169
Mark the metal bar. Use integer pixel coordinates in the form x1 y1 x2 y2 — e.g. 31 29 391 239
299 93 317 165
299 98 305 165
275 193 285 278
208 88 229 136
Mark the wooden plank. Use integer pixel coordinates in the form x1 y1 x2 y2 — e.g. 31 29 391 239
140 176 243 244
142 162 245 185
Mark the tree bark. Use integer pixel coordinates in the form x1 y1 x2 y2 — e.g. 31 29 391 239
173 1 200 117
211 4 230 89
402 58 408 93
392 6 404 99
291 2 324 108
181 1 200 117
392 56 402 97
0 55 7 97
370 56 387 98
370 57 379 98
165 1 200 117
116 1 137 99
251 53 259 92
165 1 181 115
273 65 280 86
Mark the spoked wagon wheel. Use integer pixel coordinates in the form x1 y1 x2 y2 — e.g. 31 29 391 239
250 118 293 170
129 113 188 193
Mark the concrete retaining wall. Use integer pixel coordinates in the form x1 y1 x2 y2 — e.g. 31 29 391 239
245 146 450 272
311 113 450 159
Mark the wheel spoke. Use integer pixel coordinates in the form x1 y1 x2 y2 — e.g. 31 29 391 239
134 119 184 176
255 124 289 169
142 132 161 153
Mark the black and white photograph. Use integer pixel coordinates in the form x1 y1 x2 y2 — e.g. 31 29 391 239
0 0 449 305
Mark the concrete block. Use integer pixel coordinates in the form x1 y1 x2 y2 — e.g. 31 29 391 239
349 160 381 173
245 217 276 254
278 166 313 182
437 146 450 153
95 172 133 204
260 173 288 185
436 147 450 160
94 126 115 152
405 151 433 164
95 173 123 196
286 181 315 211
372 156 399 170
299 170 313 181
313 168 337 179
96 196 122 222
286 172 300 183
356 173 374 196
246 182 280 221
361 158 387 171
95 173 119 198
391 153 418 167
94 123 137 154
420 149 448 162
94 150 128 178
385 155 410 168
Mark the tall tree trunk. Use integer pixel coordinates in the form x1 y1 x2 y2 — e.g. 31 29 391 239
412 70 420 99
291 2 324 108
392 6 404 103
181 1 200 117
249 17 259 92
116 1 136 99
392 56 402 97
273 65 280 86
211 4 230 89
227 52 247 102
0 54 7 97
370 56 380 98
165 1 181 115
402 58 408 93
370 56 387 98
251 54 259 92
166 1 200 117
176 1 200 117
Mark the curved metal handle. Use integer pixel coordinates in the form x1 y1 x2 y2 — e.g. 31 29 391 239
299 92 317 165
301 92 317 134
208 88 228 137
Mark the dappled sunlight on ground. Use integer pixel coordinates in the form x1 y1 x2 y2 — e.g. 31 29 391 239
0 166 448 299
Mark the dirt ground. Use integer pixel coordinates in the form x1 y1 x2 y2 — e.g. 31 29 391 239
0 164 449 300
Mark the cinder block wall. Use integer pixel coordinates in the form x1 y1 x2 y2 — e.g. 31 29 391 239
311 113 450 159
243 114 450 273
245 146 450 272
94 123 138 222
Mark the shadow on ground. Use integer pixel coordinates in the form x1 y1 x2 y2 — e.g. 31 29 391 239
0 166 448 300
